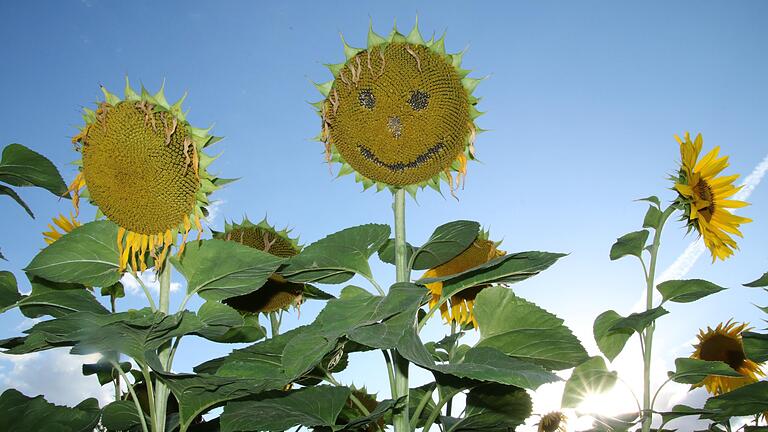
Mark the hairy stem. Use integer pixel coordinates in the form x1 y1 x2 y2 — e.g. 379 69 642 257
153 260 172 432
422 390 461 432
269 311 281 338
392 188 411 432
410 385 435 429
641 205 674 432
111 360 149 432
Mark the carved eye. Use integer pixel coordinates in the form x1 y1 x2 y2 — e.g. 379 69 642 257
407 90 429 111
358 89 375 110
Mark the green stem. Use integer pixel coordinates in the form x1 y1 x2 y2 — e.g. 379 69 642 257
422 390 461 432
409 386 435 429
111 360 149 432
269 311 281 338
130 267 157 311
153 260 172 432
641 205 674 432
382 350 397 398
392 188 411 432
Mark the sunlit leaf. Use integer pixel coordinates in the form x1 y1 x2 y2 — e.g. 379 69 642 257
744 272 768 288
660 404 713 425
609 230 649 261
593 310 633 362
608 307 668 334
657 279 726 303
25 220 121 287
410 220 479 270
18 276 108 319
0 143 69 197
743 332 768 363
474 287 588 370
703 381 768 419
562 356 617 408
377 238 414 266
0 271 21 311
642 205 662 229
445 383 531 431
669 358 743 385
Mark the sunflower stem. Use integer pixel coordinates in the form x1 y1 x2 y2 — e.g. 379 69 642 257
269 311 281 337
111 360 150 432
641 205 675 432
392 188 411 432
154 260 172 432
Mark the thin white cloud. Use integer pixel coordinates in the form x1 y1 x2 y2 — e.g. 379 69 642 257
120 271 181 297
204 200 225 227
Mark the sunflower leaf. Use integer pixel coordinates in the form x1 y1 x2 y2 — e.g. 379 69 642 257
0 184 34 218
281 224 390 284
593 310 633 362
17 276 109 319
220 386 350 432
0 143 69 198
642 205 663 229
660 404 714 425
410 220 480 270
0 271 21 312
670 358 744 385
609 230 649 261
635 195 661 208
377 238 415 266
743 331 768 363
744 272 768 288
101 400 145 431
608 307 668 334
474 287 588 370
24 220 121 287
561 356 617 408
171 239 286 302
444 384 532 432
703 381 768 419
195 301 266 343
419 251 565 300
0 389 101 432
656 279 727 303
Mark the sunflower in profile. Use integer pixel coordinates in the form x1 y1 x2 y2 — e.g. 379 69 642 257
214 218 306 314
537 411 567 432
42 213 80 244
68 79 224 272
673 132 751 261
690 320 765 395
313 20 483 196
422 230 505 328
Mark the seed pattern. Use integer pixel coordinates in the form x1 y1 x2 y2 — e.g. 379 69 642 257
325 43 470 187
81 102 198 235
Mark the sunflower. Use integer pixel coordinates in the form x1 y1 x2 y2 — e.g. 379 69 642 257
313 20 483 196
690 320 765 395
42 213 81 244
537 411 567 432
422 231 505 327
213 218 306 314
673 132 751 262
68 79 224 272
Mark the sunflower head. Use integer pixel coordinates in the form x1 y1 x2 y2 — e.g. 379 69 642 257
691 319 765 395
214 217 305 314
673 132 751 262
537 411 567 432
68 79 224 272
42 213 81 245
422 229 505 328
314 19 483 196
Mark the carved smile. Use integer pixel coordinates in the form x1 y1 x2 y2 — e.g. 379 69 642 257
357 143 446 172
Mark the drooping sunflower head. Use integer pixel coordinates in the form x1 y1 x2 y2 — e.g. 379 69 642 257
68 79 223 272
42 213 81 245
422 229 505 328
537 411 567 432
691 319 765 395
314 20 483 196
214 217 305 314
673 132 752 262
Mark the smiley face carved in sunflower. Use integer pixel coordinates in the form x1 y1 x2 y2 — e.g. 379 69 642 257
316 22 482 193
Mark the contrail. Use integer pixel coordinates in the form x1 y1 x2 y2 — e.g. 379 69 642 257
657 152 768 283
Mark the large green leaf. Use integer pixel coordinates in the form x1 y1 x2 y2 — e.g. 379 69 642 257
669 358 743 385
0 143 68 197
609 230 649 261
101 400 145 431
0 389 100 431
608 307 668 334
642 205 662 229
17 276 109 318
221 386 350 431
744 272 768 288
657 279 726 304
377 238 415 267
194 301 266 343
593 310 633 362
281 224 390 284
25 220 121 287
0 184 34 217
660 404 713 425
743 332 768 363
0 271 21 311
562 357 617 408
171 239 286 302
419 251 565 300
445 384 532 431
703 381 768 419
474 287 588 370
410 220 479 270
431 346 560 390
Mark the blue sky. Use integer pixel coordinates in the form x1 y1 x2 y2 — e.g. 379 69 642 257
1 1 767 430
